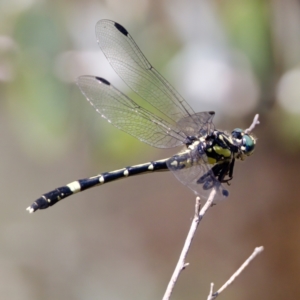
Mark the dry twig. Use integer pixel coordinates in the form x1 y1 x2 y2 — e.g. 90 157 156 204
207 246 264 300
162 189 216 300
162 114 261 300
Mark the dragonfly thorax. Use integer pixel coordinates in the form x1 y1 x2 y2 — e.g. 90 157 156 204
200 131 233 165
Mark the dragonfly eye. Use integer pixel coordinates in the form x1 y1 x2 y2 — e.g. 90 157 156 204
242 134 255 155
231 128 243 139
231 128 255 155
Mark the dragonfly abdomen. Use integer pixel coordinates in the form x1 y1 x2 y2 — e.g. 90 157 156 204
27 159 169 213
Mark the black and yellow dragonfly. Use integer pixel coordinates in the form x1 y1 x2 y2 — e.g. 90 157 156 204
27 20 256 213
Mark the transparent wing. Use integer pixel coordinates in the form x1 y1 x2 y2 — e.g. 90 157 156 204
77 76 187 148
176 111 215 137
167 150 228 201
95 19 196 124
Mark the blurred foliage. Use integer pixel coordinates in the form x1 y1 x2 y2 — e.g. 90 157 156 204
4 9 73 160
1 0 300 159
1 1 300 300
220 0 273 84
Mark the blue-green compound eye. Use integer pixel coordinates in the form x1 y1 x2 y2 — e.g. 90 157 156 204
231 128 243 139
242 134 255 154
231 128 255 155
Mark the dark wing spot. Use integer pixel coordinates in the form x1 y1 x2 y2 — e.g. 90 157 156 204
95 77 110 85
114 22 128 36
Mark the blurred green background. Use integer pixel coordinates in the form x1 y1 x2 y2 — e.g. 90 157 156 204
1 0 300 299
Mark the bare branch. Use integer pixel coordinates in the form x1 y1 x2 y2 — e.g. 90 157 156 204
207 246 264 300
162 114 261 300
245 114 260 133
162 189 217 300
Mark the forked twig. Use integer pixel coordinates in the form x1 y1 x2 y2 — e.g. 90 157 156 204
162 189 217 300
207 246 264 300
162 114 260 300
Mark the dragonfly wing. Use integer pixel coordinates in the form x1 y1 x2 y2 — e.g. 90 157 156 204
167 150 228 201
95 19 196 124
176 111 216 137
77 75 186 148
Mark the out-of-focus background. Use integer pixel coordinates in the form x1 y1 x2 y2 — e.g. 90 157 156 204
1 0 300 299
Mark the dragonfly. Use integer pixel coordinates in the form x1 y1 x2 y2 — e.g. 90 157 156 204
27 19 257 213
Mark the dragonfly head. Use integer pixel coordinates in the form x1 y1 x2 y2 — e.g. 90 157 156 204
231 128 256 158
